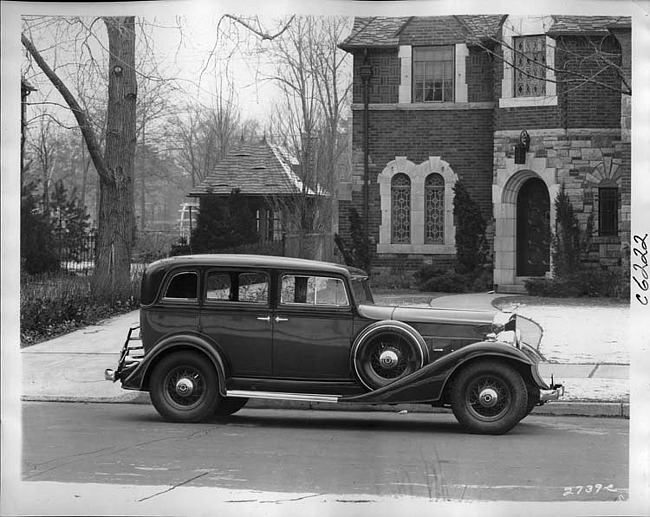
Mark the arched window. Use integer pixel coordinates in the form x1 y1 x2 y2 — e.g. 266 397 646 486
425 173 445 243
391 173 411 243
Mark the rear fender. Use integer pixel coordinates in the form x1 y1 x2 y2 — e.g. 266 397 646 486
341 341 535 405
121 333 228 395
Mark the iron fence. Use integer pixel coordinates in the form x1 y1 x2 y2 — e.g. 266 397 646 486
58 231 96 274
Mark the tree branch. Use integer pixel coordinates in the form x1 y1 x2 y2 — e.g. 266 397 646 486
21 33 110 181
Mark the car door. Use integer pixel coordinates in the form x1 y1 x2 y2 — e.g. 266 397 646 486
200 269 273 377
142 268 201 346
272 272 354 380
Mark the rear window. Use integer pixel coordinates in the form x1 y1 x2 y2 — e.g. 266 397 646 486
163 271 198 301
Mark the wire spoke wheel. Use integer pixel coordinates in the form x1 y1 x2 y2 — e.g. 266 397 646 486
451 360 528 435
466 375 511 421
162 366 206 410
150 351 220 423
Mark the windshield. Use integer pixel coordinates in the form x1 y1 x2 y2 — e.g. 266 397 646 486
351 277 374 304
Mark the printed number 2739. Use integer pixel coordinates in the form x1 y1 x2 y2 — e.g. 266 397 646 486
563 484 617 497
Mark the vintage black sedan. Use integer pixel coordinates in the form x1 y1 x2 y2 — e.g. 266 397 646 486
106 255 563 434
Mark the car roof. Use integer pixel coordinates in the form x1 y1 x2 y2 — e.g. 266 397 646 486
144 254 367 278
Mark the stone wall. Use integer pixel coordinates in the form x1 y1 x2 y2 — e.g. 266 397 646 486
494 129 631 271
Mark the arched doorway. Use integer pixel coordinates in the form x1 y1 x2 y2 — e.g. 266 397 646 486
516 178 550 276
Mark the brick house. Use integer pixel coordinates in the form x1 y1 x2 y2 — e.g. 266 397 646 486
338 15 631 292
189 139 320 244
188 139 331 258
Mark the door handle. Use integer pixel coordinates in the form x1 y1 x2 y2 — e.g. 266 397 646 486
275 316 288 323
257 316 271 322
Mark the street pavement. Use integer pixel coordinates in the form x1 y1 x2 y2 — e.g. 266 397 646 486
20 292 631 418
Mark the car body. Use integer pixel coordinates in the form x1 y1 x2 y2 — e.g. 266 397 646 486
106 254 563 434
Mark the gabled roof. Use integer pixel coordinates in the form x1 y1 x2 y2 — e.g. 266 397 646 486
339 15 630 50
339 17 406 50
339 15 505 51
189 141 323 198
548 16 629 36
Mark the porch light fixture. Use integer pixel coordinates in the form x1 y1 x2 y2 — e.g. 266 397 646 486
515 130 530 164
360 64 373 82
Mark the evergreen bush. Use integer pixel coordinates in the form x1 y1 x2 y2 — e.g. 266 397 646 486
190 189 259 253
335 208 370 271
453 182 488 275
21 183 60 274
552 185 582 277
415 182 492 293
523 186 628 299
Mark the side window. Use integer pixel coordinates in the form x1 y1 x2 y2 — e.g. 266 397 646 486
205 271 269 304
280 275 350 307
163 271 198 300
206 273 232 301
238 272 269 304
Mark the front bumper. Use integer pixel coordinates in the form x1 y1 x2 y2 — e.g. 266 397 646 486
540 383 565 403
105 326 143 383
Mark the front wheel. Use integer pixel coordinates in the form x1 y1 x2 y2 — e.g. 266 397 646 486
523 382 541 419
150 351 220 423
450 360 528 435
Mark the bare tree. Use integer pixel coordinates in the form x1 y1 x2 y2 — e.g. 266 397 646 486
23 16 137 290
168 98 240 188
261 16 352 239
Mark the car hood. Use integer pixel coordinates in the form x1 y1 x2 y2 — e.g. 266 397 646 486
358 303 497 326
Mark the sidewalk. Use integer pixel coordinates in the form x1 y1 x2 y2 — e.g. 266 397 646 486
21 292 630 418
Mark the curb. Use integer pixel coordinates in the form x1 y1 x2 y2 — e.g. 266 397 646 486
20 395 630 419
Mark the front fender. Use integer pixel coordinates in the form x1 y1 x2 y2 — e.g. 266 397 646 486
121 333 228 395
340 341 535 405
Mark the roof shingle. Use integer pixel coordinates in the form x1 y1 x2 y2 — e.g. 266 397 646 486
189 141 322 198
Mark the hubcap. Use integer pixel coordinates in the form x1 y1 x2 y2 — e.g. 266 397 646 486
175 377 195 397
379 349 400 369
478 387 499 408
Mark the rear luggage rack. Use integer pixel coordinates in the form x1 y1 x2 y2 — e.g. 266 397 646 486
105 325 143 382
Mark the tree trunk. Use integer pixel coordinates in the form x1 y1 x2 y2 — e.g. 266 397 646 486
95 16 137 291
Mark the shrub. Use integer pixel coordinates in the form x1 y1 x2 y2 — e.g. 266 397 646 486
414 266 493 293
170 237 192 256
523 277 582 297
552 185 582 277
21 183 60 274
191 190 259 252
20 272 141 346
524 269 629 298
335 208 369 270
453 182 488 275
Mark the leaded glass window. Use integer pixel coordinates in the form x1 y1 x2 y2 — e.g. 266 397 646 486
391 173 411 244
413 46 454 102
425 173 445 244
513 36 546 97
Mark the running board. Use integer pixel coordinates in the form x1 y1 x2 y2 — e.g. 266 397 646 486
226 390 340 404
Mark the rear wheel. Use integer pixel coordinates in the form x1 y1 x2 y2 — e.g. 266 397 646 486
150 351 220 423
450 360 528 435
214 397 249 417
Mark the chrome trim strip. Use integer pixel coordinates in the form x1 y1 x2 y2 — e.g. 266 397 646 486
226 390 340 404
